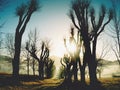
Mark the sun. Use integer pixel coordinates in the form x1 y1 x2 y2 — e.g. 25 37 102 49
66 40 76 54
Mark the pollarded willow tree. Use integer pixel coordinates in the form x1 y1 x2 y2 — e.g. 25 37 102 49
110 0 120 65
69 0 113 84
26 39 54 79
13 0 40 77
63 27 84 82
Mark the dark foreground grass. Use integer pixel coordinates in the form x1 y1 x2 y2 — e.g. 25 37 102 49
0 73 120 90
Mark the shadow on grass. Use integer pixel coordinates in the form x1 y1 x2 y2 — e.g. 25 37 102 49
0 74 119 90
0 74 39 86
53 80 106 90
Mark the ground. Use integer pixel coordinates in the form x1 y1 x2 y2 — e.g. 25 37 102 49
0 73 120 90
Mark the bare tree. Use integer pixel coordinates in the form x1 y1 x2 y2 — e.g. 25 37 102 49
45 58 54 78
97 41 110 78
61 54 74 81
13 0 40 77
0 0 9 53
70 0 96 84
64 27 78 81
110 0 120 65
69 0 113 84
26 35 53 79
23 40 31 75
64 27 85 82
0 32 2 51
90 4 113 74
5 33 14 58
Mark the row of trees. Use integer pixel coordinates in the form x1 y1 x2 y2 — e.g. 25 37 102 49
0 0 120 86
110 0 120 65
25 29 54 79
0 0 54 79
60 0 114 85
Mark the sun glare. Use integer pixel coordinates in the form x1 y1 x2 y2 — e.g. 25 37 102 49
66 40 76 54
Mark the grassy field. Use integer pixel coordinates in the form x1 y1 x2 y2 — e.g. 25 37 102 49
0 73 120 90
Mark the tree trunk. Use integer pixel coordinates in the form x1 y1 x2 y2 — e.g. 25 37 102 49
81 35 97 85
85 43 97 85
32 59 35 75
46 66 51 78
38 61 44 79
80 52 87 83
12 34 22 78
92 37 97 69
73 60 78 81
27 57 29 75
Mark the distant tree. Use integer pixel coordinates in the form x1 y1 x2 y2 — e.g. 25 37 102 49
25 29 38 75
64 27 78 81
0 32 2 51
110 0 120 65
97 41 110 78
58 65 65 79
64 27 85 82
13 0 40 77
45 58 54 78
5 33 14 58
24 40 31 75
0 0 8 54
60 55 72 81
26 36 53 79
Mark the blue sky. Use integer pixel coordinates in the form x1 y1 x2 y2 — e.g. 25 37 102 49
0 0 116 60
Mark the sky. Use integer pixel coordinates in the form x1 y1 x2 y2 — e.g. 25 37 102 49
0 0 117 61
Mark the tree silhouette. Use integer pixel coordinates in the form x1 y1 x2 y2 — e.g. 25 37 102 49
13 0 39 78
24 37 31 75
26 38 53 79
110 0 120 65
60 55 72 82
90 4 113 72
69 0 113 84
25 29 38 75
63 27 86 82
70 0 96 84
5 33 15 58
0 0 9 54
64 27 78 81
45 58 54 78
97 41 110 78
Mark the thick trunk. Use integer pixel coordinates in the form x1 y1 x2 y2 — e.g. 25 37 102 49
46 67 52 78
84 40 97 85
12 34 22 77
92 38 98 80
38 61 44 79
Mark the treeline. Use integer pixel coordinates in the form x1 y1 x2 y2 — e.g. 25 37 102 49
0 0 120 87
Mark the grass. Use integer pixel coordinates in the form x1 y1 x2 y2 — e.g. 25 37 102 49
0 73 120 90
